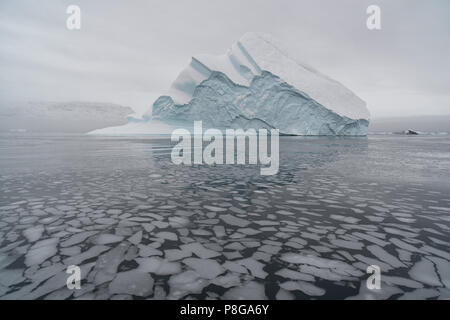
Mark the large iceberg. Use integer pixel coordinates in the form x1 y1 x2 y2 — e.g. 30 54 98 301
92 33 370 136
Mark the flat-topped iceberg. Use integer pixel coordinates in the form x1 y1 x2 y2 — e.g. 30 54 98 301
91 33 370 136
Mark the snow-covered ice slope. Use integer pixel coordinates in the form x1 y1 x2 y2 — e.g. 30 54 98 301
152 32 370 136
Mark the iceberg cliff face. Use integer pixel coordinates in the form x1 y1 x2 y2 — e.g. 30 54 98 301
153 71 368 135
152 32 370 136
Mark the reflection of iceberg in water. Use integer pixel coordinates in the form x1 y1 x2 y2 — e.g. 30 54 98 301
90 33 370 136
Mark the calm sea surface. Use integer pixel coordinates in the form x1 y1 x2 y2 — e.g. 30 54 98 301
0 134 449 299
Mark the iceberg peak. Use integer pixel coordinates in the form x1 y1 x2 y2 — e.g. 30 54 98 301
167 32 369 122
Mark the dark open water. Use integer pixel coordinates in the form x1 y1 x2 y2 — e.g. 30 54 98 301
0 134 449 300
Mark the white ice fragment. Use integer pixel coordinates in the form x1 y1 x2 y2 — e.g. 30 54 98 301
60 246 81 257
384 227 418 238
0 269 25 287
63 245 110 266
330 239 363 250
153 221 169 229
279 281 325 296
164 249 192 261
275 268 314 282
223 281 267 300
138 245 163 258
354 254 393 272
22 271 69 299
204 205 227 212
142 223 155 233
44 287 74 300
280 253 359 273
191 229 212 236
225 242 245 251
183 258 225 279
168 216 190 228
91 243 129 285
223 261 248 274
396 249 412 262
382 276 423 289
23 225 44 242
156 231 178 241
25 238 58 266
180 243 221 259
94 218 117 225
299 265 354 281
213 226 226 238
22 263 94 300
61 231 98 247
390 238 422 253
347 282 402 300
399 288 440 300
27 263 65 283
352 232 389 247
276 288 295 300
427 256 450 288
408 258 442 287
136 257 181 275
238 228 261 236
109 271 154 297
235 258 268 279
421 245 450 260
128 231 143 245
330 215 360 224
219 214 250 227
259 244 281 255
211 273 241 289
254 220 279 226
223 251 243 260
252 251 271 262
366 245 405 268
94 234 124 245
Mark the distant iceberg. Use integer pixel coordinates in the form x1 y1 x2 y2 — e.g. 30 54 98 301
91 33 370 136
0 101 133 134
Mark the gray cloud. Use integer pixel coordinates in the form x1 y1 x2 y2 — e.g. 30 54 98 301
1 0 449 117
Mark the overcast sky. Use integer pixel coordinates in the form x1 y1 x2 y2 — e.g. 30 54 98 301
1 0 449 117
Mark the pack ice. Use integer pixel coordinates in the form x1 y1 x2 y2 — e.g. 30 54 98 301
91 33 370 136
151 32 370 136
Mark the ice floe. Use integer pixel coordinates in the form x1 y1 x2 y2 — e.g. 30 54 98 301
279 281 325 296
168 270 209 299
136 257 182 275
180 243 221 259
223 281 267 300
23 225 44 242
25 238 58 266
183 258 224 279
366 245 406 268
219 214 250 227
93 234 124 245
109 271 154 297
1 136 450 300
408 258 442 287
